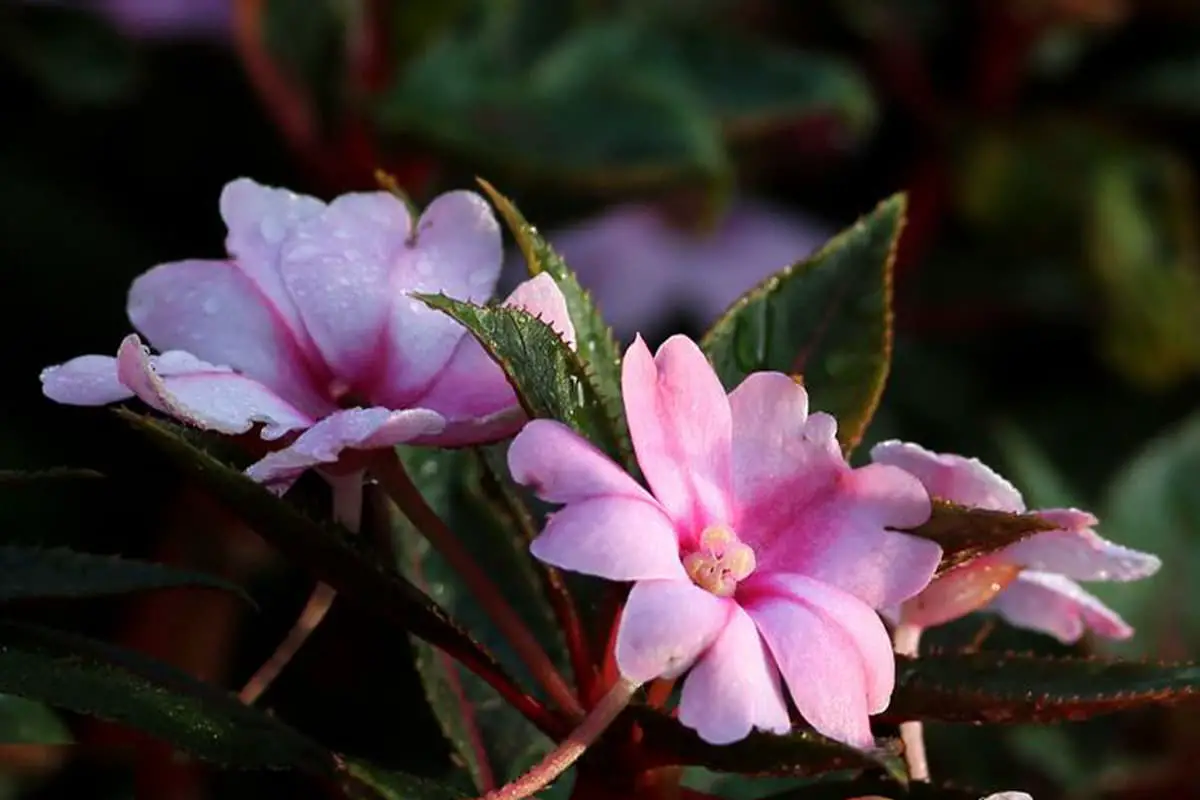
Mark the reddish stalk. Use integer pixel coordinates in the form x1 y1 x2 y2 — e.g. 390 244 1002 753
239 473 363 704
646 679 675 710
476 678 640 800
369 450 584 720
893 624 929 782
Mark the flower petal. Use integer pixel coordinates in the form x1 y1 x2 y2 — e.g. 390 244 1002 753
870 440 1025 513
115 334 313 437
218 177 326 354
127 258 332 417
677 605 790 744
509 420 652 504
375 191 504 404
41 355 133 405
741 457 938 609
745 588 878 749
244 406 445 492
279 191 411 387
1002 511 1162 582
747 573 896 715
622 335 733 534
529 496 685 582
989 571 1134 643
410 273 575 443
615 579 730 683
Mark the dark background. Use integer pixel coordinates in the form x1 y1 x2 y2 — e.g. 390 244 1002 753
2 1 1199 798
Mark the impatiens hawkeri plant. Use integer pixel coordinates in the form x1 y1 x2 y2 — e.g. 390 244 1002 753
4 174 1188 800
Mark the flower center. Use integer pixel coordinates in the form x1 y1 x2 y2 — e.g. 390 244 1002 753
683 525 756 598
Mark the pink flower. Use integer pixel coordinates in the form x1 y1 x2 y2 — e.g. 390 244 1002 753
41 178 575 491
508 335 941 747
503 198 830 341
870 441 1161 643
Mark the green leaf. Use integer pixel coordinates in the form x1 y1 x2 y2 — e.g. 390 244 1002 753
900 500 1057 577
475 179 631 470
633 707 905 781
117 411 521 700
886 650 1200 724
533 23 876 140
339 757 469 800
0 546 250 604
417 296 626 463
0 468 103 484
390 445 570 794
0 693 72 744
376 36 729 193
760 776 987 799
1106 54 1200 117
0 622 329 769
701 194 905 454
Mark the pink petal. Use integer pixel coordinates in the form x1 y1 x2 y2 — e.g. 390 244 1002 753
677 605 790 744
410 274 575 443
244 406 446 492
728 372 839 514
127 258 332 417
279 191 411 387
509 420 654 504
899 556 1023 629
375 191 504 404
746 588 879 749
529 496 685 582
622 335 733 534
218 178 326 357
41 355 133 405
615 579 731 682
989 571 1134 642
741 457 938 609
747 573 896 715
115 334 313 438
1002 511 1162 582
870 440 1025 513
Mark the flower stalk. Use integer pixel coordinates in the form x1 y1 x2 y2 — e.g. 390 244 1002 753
369 449 584 720
893 623 929 782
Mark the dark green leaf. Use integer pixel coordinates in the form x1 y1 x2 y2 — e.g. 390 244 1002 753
701 194 904 454
376 36 729 193
1 4 141 108
339 757 469 800
1106 55 1200 117
634 707 905 781
761 775 987 799
117 411 523 711
533 23 876 139
476 180 631 471
886 650 1200 724
0 468 103 484
0 693 72 744
0 622 329 769
899 500 1057 577
0 546 250 604
390 445 570 794
417 296 626 463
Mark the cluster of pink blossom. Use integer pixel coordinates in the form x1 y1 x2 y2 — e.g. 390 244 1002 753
41 179 1159 753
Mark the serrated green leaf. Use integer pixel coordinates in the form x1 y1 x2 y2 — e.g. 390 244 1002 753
117 411 521 703
417 296 625 464
634 706 905 781
761 776 987 799
899 500 1057 577
475 179 632 471
0 622 329 769
0 546 250 605
339 757 469 800
701 195 904 454
886 650 1200 724
390 445 570 795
